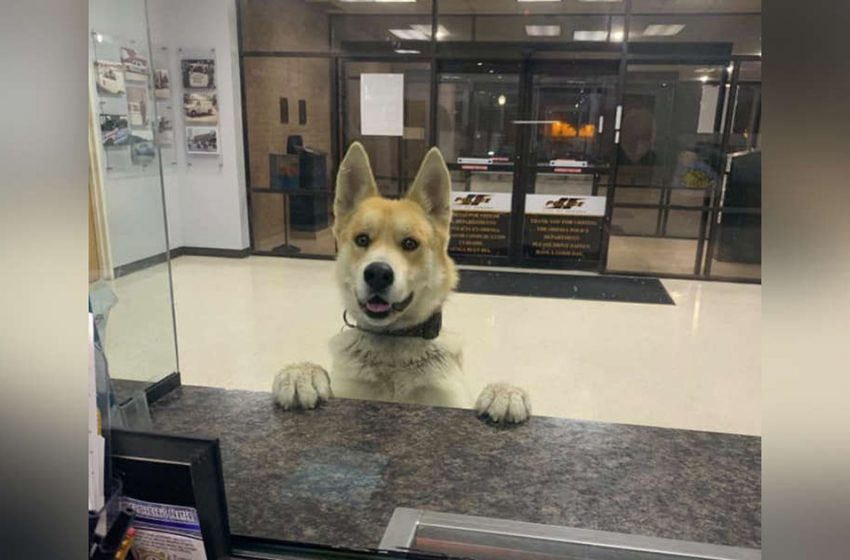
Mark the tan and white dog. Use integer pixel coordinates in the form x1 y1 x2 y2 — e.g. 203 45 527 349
272 142 531 424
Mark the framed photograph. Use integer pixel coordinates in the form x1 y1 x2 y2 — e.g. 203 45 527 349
157 114 174 146
186 126 219 155
99 114 129 147
126 86 148 126
94 60 125 95
129 129 156 166
153 69 170 99
181 58 215 89
120 46 149 82
183 92 218 124
110 430 231 559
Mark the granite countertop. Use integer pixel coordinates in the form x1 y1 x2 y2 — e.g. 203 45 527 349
149 385 761 550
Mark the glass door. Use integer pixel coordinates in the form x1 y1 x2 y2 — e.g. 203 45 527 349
519 60 620 270
437 61 522 264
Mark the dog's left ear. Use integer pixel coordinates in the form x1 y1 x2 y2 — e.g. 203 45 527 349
406 147 452 228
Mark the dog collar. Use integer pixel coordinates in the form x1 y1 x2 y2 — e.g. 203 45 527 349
343 309 442 340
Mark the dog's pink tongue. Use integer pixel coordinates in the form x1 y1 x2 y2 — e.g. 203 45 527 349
366 299 391 313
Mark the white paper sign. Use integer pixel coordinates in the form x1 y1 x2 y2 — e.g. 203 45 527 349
361 73 404 136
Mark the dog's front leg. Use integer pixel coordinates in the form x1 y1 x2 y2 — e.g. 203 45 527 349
474 384 532 424
272 362 332 410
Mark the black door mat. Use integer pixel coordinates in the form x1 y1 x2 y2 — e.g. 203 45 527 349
456 270 675 305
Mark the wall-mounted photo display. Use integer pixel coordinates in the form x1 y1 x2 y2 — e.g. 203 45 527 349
154 69 170 99
181 58 215 89
157 114 174 146
120 46 149 82
99 114 129 146
126 86 148 126
94 60 125 95
130 129 156 166
183 92 218 124
186 126 219 155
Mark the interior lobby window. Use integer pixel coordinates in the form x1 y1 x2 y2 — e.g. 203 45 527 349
244 57 335 256
705 59 761 279
240 0 335 257
607 63 727 276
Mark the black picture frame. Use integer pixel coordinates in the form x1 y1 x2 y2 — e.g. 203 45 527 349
110 429 231 559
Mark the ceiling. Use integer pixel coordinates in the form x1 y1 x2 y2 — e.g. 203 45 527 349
314 0 759 16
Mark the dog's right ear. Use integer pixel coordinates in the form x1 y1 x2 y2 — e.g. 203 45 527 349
333 142 378 236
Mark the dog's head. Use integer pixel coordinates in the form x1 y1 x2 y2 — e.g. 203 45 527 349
332 142 458 330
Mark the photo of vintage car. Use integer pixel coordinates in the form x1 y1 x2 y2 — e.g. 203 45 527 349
183 93 218 124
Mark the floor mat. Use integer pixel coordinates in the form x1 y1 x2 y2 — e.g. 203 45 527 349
456 270 674 305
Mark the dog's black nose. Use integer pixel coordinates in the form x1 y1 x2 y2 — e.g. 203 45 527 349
364 262 394 291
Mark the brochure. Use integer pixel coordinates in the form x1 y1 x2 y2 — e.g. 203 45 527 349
120 497 208 560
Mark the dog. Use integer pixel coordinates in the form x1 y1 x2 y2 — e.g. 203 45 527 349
272 142 531 424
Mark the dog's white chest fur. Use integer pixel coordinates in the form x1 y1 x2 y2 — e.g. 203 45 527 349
328 329 470 408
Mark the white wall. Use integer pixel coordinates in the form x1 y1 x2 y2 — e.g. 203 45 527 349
91 0 249 268
90 0 171 267
148 0 249 252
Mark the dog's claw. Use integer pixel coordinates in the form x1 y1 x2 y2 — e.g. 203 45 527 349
273 362 332 410
475 383 531 424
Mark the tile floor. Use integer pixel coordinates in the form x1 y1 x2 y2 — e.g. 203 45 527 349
102 255 761 435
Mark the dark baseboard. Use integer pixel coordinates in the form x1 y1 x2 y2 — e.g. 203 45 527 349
113 252 170 278
113 247 250 277
145 371 181 405
177 246 252 259
110 371 180 407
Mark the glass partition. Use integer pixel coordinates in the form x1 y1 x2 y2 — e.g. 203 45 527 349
89 0 178 401
96 1 763 558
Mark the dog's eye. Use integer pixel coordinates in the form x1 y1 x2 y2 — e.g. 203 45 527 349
354 233 370 248
401 237 419 251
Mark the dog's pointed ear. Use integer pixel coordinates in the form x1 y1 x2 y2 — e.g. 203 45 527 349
406 147 452 228
334 142 378 234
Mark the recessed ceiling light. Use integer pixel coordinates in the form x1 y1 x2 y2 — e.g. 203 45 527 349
699 75 709 83
389 28 430 40
642 24 686 37
578 0 621 3
498 95 507 106
610 30 624 42
517 0 561 3
410 24 450 40
394 49 421 54
526 25 561 37
340 1 416 3
573 30 608 41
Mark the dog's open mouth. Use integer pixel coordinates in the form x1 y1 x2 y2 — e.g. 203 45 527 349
360 292 414 319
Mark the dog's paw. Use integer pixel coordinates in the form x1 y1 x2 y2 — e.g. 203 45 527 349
272 362 332 410
475 383 531 424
